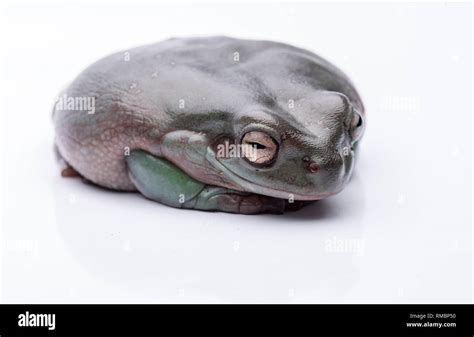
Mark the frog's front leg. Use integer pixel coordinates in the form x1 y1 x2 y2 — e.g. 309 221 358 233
125 130 217 208
158 130 243 191
125 150 206 208
125 149 288 214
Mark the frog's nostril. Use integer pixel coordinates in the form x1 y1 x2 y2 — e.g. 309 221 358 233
303 156 319 173
307 161 320 173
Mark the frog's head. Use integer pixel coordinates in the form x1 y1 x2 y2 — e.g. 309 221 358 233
207 91 364 200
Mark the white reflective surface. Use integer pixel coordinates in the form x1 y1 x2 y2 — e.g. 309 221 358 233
0 1 472 303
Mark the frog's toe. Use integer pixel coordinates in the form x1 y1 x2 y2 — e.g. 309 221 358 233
60 165 80 178
195 189 286 214
234 194 286 214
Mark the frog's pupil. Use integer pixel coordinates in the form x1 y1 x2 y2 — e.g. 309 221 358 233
247 142 266 150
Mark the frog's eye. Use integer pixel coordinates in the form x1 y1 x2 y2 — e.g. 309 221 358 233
241 131 278 164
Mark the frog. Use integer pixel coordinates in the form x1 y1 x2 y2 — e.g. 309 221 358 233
53 36 365 214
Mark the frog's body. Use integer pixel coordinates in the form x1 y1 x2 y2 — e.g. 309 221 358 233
53 36 365 214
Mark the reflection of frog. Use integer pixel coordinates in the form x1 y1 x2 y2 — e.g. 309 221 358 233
54 37 365 214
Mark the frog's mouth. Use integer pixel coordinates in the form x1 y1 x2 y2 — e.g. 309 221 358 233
205 147 341 201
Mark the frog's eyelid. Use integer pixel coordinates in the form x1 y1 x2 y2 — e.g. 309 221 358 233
238 123 282 145
242 132 276 148
245 141 267 149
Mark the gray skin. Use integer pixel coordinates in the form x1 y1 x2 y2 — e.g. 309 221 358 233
53 36 365 214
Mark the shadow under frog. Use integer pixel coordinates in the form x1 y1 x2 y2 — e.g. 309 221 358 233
53 167 366 302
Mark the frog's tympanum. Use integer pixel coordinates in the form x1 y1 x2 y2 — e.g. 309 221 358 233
54 37 365 214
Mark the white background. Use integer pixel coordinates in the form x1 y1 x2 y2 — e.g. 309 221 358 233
0 1 472 303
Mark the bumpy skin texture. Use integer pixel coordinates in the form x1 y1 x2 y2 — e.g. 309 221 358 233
53 36 365 213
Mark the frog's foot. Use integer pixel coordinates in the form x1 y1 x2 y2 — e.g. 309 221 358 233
125 150 288 214
192 187 287 214
61 165 80 178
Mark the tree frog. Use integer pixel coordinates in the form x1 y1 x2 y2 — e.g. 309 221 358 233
53 37 365 214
